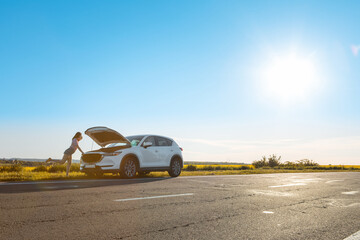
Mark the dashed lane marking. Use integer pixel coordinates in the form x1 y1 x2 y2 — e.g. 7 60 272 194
114 193 194 202
326 180 344 183
269 183 307 188
342 191 359 195
263 211 274 214
250 190 293 197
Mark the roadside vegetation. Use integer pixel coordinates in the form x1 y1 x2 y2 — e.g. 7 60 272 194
0 157 359 181
251 154 360 170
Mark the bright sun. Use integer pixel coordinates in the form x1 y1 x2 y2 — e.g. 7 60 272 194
260 53 321 104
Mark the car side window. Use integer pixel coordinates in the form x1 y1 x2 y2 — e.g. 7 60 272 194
156 137 172 147
143 136 157 147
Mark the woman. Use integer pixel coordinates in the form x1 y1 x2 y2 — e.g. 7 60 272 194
47 132 84 177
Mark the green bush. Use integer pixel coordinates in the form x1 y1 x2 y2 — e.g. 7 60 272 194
185 165 197 171
281 161 296 169
253 155 281 168
279 159 319 169
48 165 67 173
252 156 268 168
70 164 80 172
32 165 48 172
184 164 250 171
0 164 23 172
296 159 319 167
253 156 321 169
45 163 80 173
202 166 215 171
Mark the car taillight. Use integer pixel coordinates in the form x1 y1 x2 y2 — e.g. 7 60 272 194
179 147 183 151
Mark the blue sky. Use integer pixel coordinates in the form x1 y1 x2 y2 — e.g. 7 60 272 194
1 0 359 164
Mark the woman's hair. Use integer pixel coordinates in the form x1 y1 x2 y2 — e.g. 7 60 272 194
72 132 82 140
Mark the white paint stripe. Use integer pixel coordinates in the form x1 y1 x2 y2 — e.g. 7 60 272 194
293 178 320 182
346 203 360 207
326 180 344 183
344 230 360 240
263 211 274 214
269 183 307 188
342 191 359 195
114 193 194 202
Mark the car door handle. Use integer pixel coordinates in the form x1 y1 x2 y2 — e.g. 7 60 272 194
155 150 158 153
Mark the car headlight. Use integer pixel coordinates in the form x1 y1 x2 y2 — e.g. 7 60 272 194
103 151 122 156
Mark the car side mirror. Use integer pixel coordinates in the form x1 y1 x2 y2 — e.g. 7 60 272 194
143 142 153 148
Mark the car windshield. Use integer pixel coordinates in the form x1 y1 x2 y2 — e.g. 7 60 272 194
126 135 145 146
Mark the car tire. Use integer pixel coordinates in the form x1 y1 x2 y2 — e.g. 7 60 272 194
168 158 182 177
121 157 138 178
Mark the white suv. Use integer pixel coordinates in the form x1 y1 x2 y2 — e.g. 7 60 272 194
80 126 183 178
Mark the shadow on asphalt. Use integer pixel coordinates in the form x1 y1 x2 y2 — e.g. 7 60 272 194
0 177 169 194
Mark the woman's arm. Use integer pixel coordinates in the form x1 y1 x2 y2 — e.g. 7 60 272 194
78 146 84 154
73 139 84 154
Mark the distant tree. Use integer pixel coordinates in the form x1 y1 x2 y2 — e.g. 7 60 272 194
268 154 281 167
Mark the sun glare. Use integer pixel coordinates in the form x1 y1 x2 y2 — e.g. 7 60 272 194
260 53 321 104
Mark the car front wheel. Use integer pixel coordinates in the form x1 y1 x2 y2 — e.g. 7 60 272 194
121 157 137 178
168 158 182 177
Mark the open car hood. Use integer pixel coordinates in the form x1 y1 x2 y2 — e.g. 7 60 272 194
85 126 131 148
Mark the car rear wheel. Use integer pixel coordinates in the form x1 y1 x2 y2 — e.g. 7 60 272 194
121 157 137 178
168 158 182 177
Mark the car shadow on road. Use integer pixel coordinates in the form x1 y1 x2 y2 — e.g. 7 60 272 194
0 177 170 194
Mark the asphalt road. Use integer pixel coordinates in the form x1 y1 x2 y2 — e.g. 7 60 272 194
1 172 359 240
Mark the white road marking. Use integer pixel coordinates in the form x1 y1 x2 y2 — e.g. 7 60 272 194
326 180 344 183
291 179 322 185
263 211 274 214
269 183 307 188
250 190 293 197
346 203 360 207
292 178 321 182
344 230 360 240
114 193 194 202
342 191 359 195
